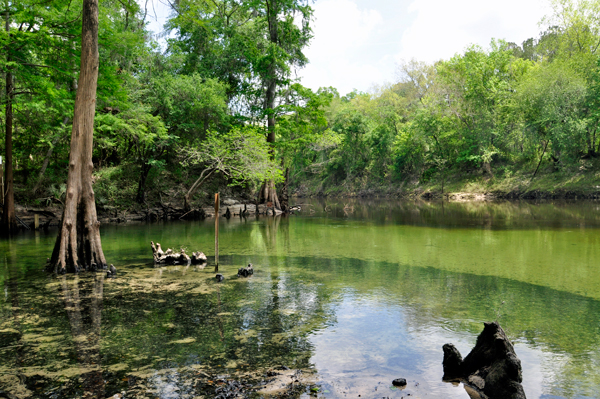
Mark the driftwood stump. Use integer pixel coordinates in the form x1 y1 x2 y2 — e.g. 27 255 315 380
151 241 207 265
442 321 526 399
237 264 254 277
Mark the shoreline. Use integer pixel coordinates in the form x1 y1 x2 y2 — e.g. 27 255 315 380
295 187 600 201
8 186 599 231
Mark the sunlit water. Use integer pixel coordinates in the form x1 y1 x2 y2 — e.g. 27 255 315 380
1 199 600 398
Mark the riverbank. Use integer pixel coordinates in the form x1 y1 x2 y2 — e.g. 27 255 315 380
294 164 600 200
9 199 275 231
5 164 599 231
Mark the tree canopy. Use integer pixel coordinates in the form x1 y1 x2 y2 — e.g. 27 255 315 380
1 0 600 233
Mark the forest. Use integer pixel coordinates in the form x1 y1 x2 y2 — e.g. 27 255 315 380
2 0 600 230
1 1 600 396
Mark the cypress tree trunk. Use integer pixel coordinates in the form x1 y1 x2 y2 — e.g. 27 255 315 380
1 6 17 235
48 0 106 273
259 79 281 210
259 0 281 210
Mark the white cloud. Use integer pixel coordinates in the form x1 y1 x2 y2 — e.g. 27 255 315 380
298 0 388 95
138 0 553 96
396 0 551 63
299 0 552 94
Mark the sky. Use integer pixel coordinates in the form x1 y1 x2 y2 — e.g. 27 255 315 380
142 0 552 96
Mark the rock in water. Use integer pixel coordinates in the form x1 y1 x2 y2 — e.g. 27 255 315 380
215 274 224 282
106 264 117 278
442 321 526 399
392 378 407 387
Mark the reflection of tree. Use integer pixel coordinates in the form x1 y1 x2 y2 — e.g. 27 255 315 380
259 215 292 255
6 253 25 389
61 273 105 399
309 198 600 229
220 257 336 370
277 216 291 254
263 215 280 251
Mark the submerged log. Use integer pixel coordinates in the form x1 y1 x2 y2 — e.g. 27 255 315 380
442 321 526 399
151 241 207 265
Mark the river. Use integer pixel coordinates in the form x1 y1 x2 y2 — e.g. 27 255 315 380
1 199 599 398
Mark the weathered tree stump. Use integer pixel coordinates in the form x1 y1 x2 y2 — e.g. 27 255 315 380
191 251 208 264
442 321 526 399
237 263 254 277
151 241 207 265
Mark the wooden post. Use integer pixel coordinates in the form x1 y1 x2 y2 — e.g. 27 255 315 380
34 214 39 230
215 193 219 270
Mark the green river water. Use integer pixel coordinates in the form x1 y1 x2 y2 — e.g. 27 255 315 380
1 199 599 398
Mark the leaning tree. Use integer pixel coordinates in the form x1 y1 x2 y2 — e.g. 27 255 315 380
47 0 106 273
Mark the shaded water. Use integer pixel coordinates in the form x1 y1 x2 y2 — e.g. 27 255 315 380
1 199 600 398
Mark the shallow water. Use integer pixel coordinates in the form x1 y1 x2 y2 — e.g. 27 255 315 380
1 199 599 398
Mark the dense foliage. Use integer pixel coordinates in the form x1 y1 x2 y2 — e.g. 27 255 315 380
294 10 600 193
1 0 599 216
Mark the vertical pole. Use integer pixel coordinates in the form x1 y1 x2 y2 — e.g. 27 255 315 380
34 214 39 230
214 193 219 271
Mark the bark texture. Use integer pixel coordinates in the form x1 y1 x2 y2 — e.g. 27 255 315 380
259 179 281 210
48 0 106 273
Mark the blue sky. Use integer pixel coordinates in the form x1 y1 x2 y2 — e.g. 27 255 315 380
141 0 551 95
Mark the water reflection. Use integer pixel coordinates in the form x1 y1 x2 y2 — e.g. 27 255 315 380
305 198 600 229
1 200 599 398
61 274 105 398
4 261 25 394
